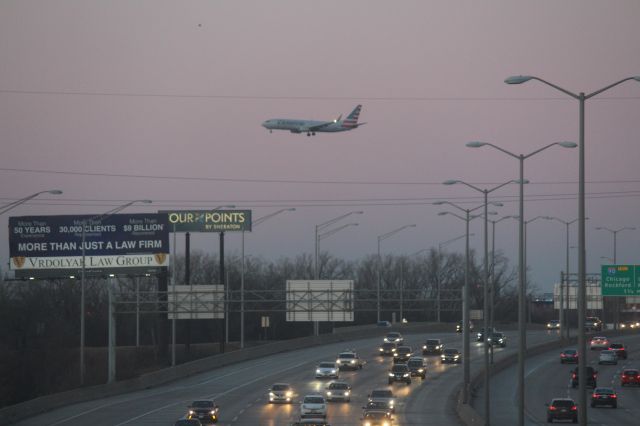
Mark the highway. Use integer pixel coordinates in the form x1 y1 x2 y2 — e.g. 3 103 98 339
475 331 640 425
16 328 556 426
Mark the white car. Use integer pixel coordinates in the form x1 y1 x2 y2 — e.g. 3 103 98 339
336 351 363 370
300 394 327 419
315 362 339 379
325 381 352 402
590 336 609 350
267 383 293 403
384 332 404 345
598 350 617 365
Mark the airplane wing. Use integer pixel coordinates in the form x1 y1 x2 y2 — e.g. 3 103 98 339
304 121 334 132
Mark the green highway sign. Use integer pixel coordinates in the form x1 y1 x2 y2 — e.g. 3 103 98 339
601 265 640 296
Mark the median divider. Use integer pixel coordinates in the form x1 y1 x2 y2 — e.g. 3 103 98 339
0 321 452 424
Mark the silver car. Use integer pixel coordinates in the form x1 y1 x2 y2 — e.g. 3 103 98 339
598 350 617 365
325 381 352 402
315 362 339 379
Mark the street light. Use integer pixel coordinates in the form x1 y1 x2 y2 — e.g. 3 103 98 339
240 208 295 348
315 211 364 279
505 75 639 426
467 140 576 425
0 190 63 215
436 200 496 403
595 226 636 329
437 233 475 324
377 224 416 323
547 217 581 340
80 199 152 385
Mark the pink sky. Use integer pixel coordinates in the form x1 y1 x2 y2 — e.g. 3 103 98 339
1 0 639 292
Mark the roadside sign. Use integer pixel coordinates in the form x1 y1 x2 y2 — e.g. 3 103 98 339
601 265 640 296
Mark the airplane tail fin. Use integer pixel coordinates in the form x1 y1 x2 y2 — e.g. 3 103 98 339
341 105 362 128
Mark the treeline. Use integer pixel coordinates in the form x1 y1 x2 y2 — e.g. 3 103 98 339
0 248 519 406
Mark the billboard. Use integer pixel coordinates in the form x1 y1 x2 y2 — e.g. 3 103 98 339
168 285 224 319
553 282 603 310
161 210 252 232
286 280 354 322
9 214 169 277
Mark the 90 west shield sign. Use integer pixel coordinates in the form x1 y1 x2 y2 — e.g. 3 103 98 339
601 265 640 296
161 209 252 232
9 214 169 278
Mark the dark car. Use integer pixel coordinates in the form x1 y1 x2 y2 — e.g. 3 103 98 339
388 364 411 385
175 420 202 426
384 332 404 345
585 316 603 331
360 410 393 426
422 339 444 355
407 357 426 379
362 400 393 416
187 400 219 424
591 387 617 408
608 343 627 359
560 349 578 364
393 346 412 364
486 332 506 347
476 327 498 342
441 348 462 364
546 398 577 423
571 366 597 388
456 321 474 333
379 342 398 356
621 369 640 386
291 420 331 426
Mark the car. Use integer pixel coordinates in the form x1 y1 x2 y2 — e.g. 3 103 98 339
379 342 398 356
585 316 603 331
486 332 507 347
300 395 327 419
360 410 393 426
336 351 364 370
376 320 392 327
362 400 393 416
325 381 352 402
368 389 396 413
388 363 411 385
290 420 330 426
186 400 219 424
621 369 640 386
456 320 474 333
571 366 597 388
315 362 339 379
546 398 577 423
476 327 498 342
560 349 579 364
175 420 202 426
608 343 627 359
392 346 413 364
384 332 403 345
441 348 462 364
591 387 617 408
406 356 426 379
422 339 444 355
598 350 617 365
546 320 560 330
268 383 294 403
619 320 640 329
589 336 609 350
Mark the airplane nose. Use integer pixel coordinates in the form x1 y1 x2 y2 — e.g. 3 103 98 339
262 120 269 128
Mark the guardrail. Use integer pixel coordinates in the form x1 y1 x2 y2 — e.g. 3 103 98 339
0 321 452 424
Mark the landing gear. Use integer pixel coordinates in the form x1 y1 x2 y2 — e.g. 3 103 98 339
269 129 272 133
312 132 316 136
307 132 311 136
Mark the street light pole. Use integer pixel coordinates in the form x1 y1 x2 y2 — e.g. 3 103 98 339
467 140 576 426
0 190 63 215
506 75 640 426
377 224 416 323
315 211 364 280
240 208 295 349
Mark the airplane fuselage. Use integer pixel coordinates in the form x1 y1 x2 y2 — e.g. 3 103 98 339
262 119 349 133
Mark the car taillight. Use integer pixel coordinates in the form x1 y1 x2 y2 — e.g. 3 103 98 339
571 405 577 411
622 375 627 379
549 406 557 411
592 393 599 398
572 373 576 379
612 394 617 398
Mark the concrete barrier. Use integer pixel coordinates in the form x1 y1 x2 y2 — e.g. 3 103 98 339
0 321 451 424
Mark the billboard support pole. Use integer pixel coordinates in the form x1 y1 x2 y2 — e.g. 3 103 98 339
219 231 226 352
185 232 191 355
171 224 176 367
107 275 116 384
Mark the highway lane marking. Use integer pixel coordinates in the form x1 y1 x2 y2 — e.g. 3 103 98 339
112 359 310 426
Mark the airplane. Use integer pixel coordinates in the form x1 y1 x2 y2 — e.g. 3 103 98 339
262 105 366 136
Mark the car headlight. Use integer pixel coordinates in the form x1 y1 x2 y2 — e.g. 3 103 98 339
286 391 292 397
350 360 356 364
389 399 395 406
621 324 626 328
418 368 424 372
336 359 341 364
379 348 384 351
383 422 390 426
327 391 332 396
269 392 274 397
403 373 409 377
389 373 395 377
499 339 504 343
441 355 446 358
365 422 371 426
210 410 216 415
477 333 482 337
188 410 195 415
345 390 350 395
384 338 389 342
331 370 336 374
316 369 321 374
423 345 427 349
454 355 460 358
